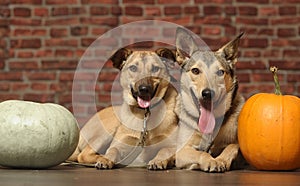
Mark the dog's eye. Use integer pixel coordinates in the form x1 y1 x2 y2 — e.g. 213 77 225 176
216 69 225 76
191 68 200 75
129 65 137 72
151 66 160 73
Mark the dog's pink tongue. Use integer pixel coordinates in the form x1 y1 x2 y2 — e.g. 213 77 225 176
137 97 151 108
198 105 215 134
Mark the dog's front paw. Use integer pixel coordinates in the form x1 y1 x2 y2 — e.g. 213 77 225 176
202 158 226 173
95 157 114 169
148 159 169 170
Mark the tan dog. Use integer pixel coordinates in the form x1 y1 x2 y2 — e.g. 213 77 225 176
69 48 178 170
175 28 245 172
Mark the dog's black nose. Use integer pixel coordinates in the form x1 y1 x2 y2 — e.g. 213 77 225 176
202 88 215 100
138 85 152 95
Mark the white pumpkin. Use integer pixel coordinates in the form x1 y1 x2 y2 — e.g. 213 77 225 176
0 100 79 169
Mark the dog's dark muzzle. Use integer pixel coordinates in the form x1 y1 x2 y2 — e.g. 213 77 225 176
137 85 153 101
131 82 159 109
131 84 158 101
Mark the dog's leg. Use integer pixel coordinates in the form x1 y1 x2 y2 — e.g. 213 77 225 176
148 147 176 170
77 145 103 163
215 143 239 171
176 146 227 172
95 137 139 169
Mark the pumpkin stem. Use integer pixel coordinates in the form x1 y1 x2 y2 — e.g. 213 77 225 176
270 66 282 95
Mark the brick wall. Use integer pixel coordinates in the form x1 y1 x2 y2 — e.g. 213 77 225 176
1 0 299 124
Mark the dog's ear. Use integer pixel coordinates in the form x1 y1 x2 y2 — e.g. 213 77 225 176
109 48 133 70
175 27 199 66
217 33 244 66
155 48 176 67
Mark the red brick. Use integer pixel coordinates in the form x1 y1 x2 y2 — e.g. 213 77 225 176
236 61 267 70
194 17 231 25
71 7 86 15
81 0 118 4
46 0 77 4
203 6 222 15
27 72 56 80
90 6 110 15
98 94 113 103
31 83 48 91
164 6 181 15
50 28 68 38
14 7 31 17
32 29 47 36
71 26 88 36
145 7 161 16
0 84 9 91
72 94 94 103
277 28 296 37
289 39 300 47
111 6 122 15
125 6 143 16
11 83 29 91
195 0 232 2
237 0 268 3
158 0 190 3
238 6 257 16
184 6 199 14
98 71 118 81
252 73 283 82
283 50 300 58
271 17 300 25
257 28 274 36
0 72 23 81
271 39 289 47
0 94 20 101
59 72 75 81
203 27 221 35
24 93 54 103
279 6 297 15
259 7 277 16
287 73 300 82
10 0 42 4
45 17 79 26
34 8 49 17
0 0 9 5
241 38 268 48
225 26 237 35
41 60 77 70
16 51 34 58
11 39 41 49
55 50 74 58
270 60 300 69
13 29 31 36
236 18 268 25
225 6 236 15
10 18 42 26
80 17 118 26
236 73 250 83
52 7 68 16
36 49 53 57
123 0 154 4
263 49 281 58
9 61 39 70
243 50 261 57
45 39 78 47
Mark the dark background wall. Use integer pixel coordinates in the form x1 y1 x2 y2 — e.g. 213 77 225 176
0 0 299 123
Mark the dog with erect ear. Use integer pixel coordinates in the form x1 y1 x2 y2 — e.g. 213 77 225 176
68 47 178 170
174 27 246 172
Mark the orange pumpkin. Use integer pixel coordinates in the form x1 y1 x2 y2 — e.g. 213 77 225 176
238 67 300 170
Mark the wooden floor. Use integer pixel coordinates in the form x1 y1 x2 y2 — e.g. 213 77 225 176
0 165 299 186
